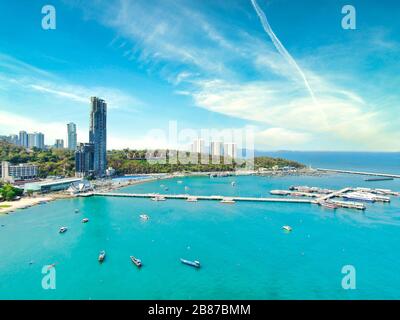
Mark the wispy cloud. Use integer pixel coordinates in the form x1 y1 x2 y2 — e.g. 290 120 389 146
0 53 143 110
250 0 317 103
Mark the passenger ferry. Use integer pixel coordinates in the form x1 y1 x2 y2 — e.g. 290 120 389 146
343 192 376 203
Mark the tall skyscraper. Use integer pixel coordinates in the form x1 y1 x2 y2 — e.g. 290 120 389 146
67 122 77 150
89 97 107 177
27 132 44 149
28 133 35 148
19 131 28 148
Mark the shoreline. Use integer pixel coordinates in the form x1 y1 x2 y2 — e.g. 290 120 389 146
0 169 321 215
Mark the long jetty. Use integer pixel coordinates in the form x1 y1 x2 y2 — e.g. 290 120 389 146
87 192 313 204
317 168 400 179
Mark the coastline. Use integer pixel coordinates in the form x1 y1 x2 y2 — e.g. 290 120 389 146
0 174 174 215
0 168 320 215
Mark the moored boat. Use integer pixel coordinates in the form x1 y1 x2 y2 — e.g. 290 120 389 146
220 197 235 204
180 258 201 268
320 201 338 209
98 250 106 263
59 226 68 233
151 196 166 201
343 192 376 203
130 256 142 267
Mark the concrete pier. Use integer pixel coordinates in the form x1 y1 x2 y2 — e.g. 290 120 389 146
88 192 313 204
317 168 400 179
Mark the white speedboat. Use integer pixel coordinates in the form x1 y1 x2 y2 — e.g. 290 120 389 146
140 214 150 220
82 218 89 223
180 258 201 268
59 226 68 233
282 225 292 232
98 250 106 263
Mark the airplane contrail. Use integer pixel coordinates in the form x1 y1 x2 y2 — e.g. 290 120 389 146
250 0 317 104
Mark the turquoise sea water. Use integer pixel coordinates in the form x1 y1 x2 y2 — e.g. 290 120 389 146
1 154 400 299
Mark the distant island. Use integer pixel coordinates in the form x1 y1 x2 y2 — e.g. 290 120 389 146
0 141 305 177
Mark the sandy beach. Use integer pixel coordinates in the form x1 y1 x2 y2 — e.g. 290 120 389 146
0 196 53 214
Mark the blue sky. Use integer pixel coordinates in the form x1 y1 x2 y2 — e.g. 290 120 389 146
0 0 399 151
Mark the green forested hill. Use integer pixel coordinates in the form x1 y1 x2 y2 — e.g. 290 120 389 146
0 142 305 177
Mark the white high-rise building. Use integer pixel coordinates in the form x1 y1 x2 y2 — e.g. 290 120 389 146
19 131 28 148
224 143 237 160
210 141 223 157
28 132 44 149
191 138 205 154
67 122 77 151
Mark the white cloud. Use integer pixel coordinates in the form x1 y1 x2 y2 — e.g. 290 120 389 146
256 128 311 149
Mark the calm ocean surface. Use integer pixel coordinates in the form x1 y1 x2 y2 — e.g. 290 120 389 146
1 152 400 299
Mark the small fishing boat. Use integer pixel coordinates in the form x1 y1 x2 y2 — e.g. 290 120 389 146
130 256 142 267
98 250 106 263
82 218 89 223
180 258 201 268
139 214 150 220
282 225 292 232
59 227 68 233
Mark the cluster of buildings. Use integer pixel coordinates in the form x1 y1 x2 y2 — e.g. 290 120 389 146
190 139 237 159
0 131 45 149
0 97 107 186
0 122 78 151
